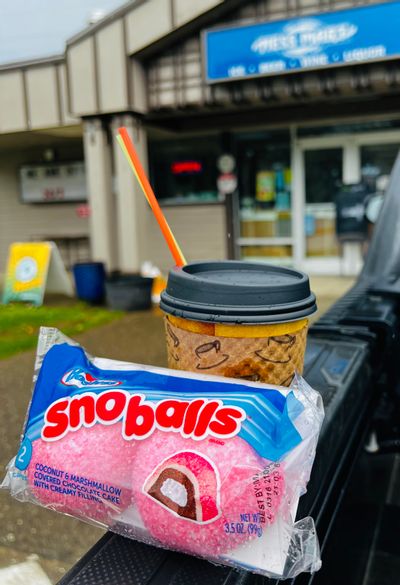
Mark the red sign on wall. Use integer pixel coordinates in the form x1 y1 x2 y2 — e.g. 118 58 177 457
76 204 91 219
217 173 237 194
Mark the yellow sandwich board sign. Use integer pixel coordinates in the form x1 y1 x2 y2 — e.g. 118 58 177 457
2 242 73 306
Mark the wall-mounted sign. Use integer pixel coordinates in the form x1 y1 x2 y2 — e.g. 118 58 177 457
171 161 203 174
217 173 237 195
20 161 86 203
2 242 74 306
203 1 400 83
76 204 91 219
217 154 236 174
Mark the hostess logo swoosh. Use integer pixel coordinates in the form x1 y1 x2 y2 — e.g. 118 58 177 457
251 18 358 58
61 367 122 388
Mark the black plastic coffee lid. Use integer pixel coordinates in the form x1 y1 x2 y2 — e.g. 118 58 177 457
160 261 317 324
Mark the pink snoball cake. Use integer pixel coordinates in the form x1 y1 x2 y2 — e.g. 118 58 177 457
27 423 137 524
132 431 285 557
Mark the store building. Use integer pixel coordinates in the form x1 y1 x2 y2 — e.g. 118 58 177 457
1 0 400 277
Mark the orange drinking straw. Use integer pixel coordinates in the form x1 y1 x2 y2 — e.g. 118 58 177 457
117 127 186 267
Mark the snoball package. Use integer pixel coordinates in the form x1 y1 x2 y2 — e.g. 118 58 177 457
2 327 324 579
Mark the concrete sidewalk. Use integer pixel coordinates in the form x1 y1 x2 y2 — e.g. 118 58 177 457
0 276 355 583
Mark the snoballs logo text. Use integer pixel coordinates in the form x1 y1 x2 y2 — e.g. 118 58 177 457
61 367 122 389
41 392 246 443
251 18 358 59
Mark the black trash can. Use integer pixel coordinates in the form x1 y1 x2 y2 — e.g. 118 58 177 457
105 275 153 311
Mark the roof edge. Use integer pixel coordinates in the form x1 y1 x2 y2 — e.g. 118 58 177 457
66 0 139 46
0 54 65 72
65 0 242 53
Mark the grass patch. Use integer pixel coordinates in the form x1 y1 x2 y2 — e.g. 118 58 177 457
0 302 123 359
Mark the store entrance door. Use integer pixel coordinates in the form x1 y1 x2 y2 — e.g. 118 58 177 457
295 129 400 275
299 139 346 273
234 130 294 265
304 147 343 270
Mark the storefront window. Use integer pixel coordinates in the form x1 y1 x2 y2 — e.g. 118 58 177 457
149 135 222 204
361 143 400 182
240 245 293 264
235 130 292 262
304 149 342 258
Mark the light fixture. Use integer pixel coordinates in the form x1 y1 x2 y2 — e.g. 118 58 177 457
43 148 55 162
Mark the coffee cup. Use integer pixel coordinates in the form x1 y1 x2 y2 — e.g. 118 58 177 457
160 261 316 386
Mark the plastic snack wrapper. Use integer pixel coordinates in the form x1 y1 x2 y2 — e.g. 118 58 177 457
2 327 324 579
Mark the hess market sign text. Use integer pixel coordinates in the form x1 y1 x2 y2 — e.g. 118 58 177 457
203 1 400 82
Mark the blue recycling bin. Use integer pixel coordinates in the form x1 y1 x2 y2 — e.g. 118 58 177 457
73 262 106 304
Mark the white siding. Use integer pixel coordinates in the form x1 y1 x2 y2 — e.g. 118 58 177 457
173 0 222 27
125 0 172 54
25 66 59 129
58 64 78 126
96 21 128 112
143 204 227 273
0 71 27 133
0 151 89 275
67 38 98 116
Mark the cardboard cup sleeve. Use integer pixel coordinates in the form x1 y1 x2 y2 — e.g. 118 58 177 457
164 315 308 387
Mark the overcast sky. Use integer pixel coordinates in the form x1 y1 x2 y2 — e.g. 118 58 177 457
0 0 128 64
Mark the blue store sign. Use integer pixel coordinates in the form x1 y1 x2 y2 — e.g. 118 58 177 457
203 1 400 83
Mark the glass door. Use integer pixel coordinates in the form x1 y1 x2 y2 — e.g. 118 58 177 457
304 148 342 260
235 130 293 265
360 143 400 180
298 127 400 274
